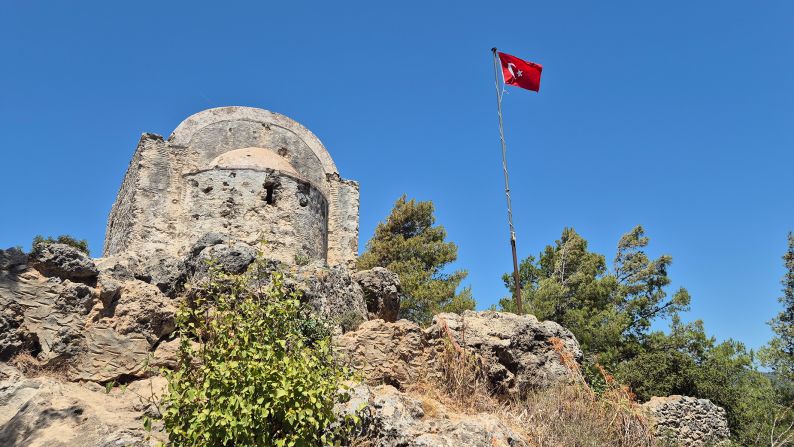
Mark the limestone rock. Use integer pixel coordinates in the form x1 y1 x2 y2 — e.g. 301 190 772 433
130 253 186 297
0 364 165 446
336 319 426 387
353 267 401 322
28 243 98 281
428 311 583 395
288 264 368 332
643 395 731 446
0 248 27 273
0 255 175 382
337 311 582 396
188 241 257 276
338 384 524 447
0 268 93 365
150 338 180 370
73 279 176 382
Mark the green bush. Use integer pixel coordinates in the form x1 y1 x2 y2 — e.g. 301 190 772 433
158 258 356 446
31 234 90 255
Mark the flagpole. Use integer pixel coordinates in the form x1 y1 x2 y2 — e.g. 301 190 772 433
491 47 523 315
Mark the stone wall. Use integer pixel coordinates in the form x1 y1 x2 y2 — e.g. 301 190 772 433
327 174 360 268
182 168 328 264
103 133 160 257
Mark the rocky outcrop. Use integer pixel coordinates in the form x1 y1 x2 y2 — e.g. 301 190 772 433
336 311 582 395
429 311 583 395
28 243 98 281
287 264 369 332
353 267 401 322
0 247 176 382
338 383 524 447
0 364 165 447
0 248 26 272
643 395 730 446
1 241 404 382
336 320 427 387
183 234 257 278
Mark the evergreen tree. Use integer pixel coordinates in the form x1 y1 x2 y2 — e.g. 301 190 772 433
499 226 689 361
499 226 794 443
358 195 474 325
761 232 794 395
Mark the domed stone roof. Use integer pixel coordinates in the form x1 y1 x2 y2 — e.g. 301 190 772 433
208 147 301 177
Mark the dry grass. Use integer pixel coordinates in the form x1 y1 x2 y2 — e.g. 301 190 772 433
404 331 656 447
9 351 70 380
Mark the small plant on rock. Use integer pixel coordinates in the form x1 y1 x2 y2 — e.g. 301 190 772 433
158 256 356 446
31 234 90 255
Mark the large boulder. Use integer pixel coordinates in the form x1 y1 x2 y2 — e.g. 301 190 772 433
335 320 426 387
28 243 98 281
185 236 258 278
428 311 583 395
336 383 523 447
131 253 187 298
287 264 369 332
0 248 27 273
73 279 176 382
643 395 731 446
337 311 582 396
353 267 401 322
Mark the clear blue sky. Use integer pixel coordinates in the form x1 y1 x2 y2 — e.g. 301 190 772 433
1 1 791 351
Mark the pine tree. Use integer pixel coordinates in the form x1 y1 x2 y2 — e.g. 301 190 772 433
761 232 794 390
499 226 690 360
358 195 474 325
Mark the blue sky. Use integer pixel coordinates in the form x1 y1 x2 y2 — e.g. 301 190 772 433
1 1 791 350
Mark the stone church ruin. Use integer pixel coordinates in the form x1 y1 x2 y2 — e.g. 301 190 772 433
105 106 360 268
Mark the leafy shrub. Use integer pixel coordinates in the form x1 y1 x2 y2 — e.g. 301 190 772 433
31 234 89 255
294 253 310 266
158 257 356 446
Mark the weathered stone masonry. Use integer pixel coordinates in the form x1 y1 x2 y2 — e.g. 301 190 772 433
104 106 360 267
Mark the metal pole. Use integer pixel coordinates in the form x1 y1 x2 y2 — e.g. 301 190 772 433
491 47 523 314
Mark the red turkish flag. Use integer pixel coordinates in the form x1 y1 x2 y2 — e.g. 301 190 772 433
497 51 542 92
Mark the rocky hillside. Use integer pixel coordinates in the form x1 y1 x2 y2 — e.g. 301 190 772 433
0 242 731 446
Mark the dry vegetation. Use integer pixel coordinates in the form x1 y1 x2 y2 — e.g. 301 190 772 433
9 352 70 380
405 335 656 447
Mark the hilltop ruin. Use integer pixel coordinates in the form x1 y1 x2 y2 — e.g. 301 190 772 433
105 106 359 268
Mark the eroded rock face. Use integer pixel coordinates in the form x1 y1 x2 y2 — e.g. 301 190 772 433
0 248 26 272
353 267 401 322
643 395 730 446
287 264 369 332
0 268 92 365
429 311 583 395
0 364 165 447
0 248 176 382
336 383 524 447
336 311 582 396
188 241 258 276
336 320 426 387
73 278 176 383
